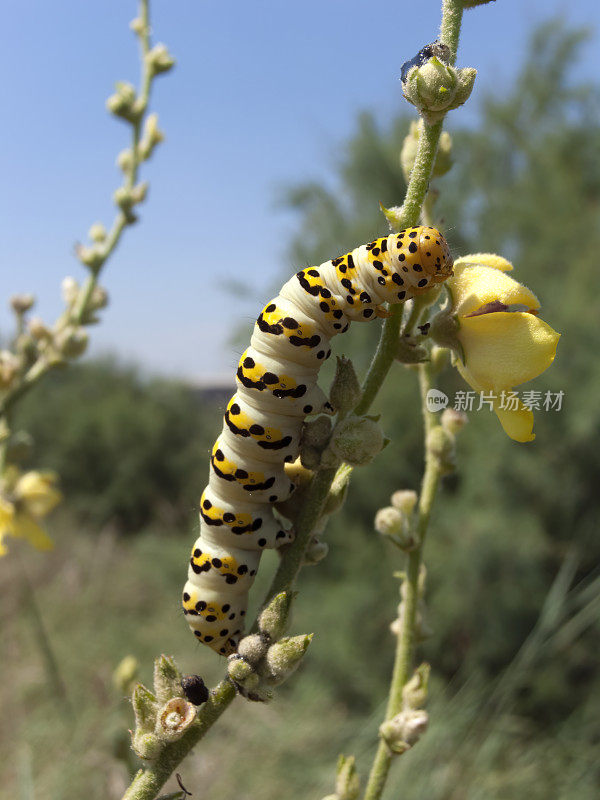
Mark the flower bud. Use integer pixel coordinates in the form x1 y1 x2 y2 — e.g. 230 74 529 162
302 416 332 448
429 306 462 357
28 318 51 341
395 334 429 364
106 81 138 122
113 655 139 694
132 730 161 760
441 408 468 435
61 277 79 306
10 294 35 314
55 326 88 358
0 351 21 389
131 181 149 204
426 425 456 473
390 490 418 514
153 654 184 704
156 697 196 742
329 356 362 414
402 663 430 710
380 709 429 753
402 53 477 125
139 113 165 161
114 186 135 215
146 44 176 76
88 222 107 243
117 148 134 173
237 634 269 665
227 655 255 683
303 536 329 565
132 683 158 734
335 754 360 800
258 590 293 641
89 285 109 311
265 634 313 684
76 244 104 271
300 444 321 470
130 16 146 35
329 415 384 467
374 506 416 551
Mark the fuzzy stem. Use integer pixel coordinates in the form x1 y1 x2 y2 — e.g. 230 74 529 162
363 363 441 800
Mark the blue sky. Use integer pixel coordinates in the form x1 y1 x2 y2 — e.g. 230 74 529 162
0 0 596 382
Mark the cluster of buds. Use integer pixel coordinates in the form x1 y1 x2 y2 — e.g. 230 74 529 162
401 42 477 125
391 566 431 643
379 663 430 755
427 407 468 475
321 755 360 800
130 655 203 760
227 592 312 702
374 489 418 551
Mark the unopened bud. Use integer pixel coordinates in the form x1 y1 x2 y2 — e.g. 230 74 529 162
130 16 146 35
258 590 293 641
117 148 134 172
303 536 329 565
156 697 196 741
113 655 139 694
402 663 430 710
88 222 107 243
76 244 104 270
131 181 149 204
335 754 360 800
132 730 161 760
55 326 88 358
10 294 35 314
265 634 312 684
302 416 332 448
139 113 165 160
391 490 418 514
402 47 477 125
89 285 109 311
380 709 429 753
329 415 384 467
329 356 362 414
227 655 255 683
395 335 429 364
132 683 158 734
0 351 21 390
106 81 138 122
426 425 456 473
146 44 176 76
237 634 268 665
61 277 79 306
153 654 184 704
441 408 468 435
28 318 51 341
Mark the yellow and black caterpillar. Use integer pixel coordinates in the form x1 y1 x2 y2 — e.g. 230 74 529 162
183 226 453 655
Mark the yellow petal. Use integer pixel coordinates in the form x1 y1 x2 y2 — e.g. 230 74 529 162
13 513 54 552
452 253 514 276
493 401 535 443
448 265 540 318
15 471 62 518
457 312 560 390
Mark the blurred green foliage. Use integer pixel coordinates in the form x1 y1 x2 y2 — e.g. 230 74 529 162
14 359 223 532
2 20 600 800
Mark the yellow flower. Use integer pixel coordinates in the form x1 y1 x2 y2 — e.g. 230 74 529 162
446 254 560 443
0 469 61 556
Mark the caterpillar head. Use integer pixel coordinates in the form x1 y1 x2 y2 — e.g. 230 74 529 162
416 226 453 282
390 226 453 296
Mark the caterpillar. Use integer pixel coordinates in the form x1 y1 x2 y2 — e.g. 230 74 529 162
183 226 453 656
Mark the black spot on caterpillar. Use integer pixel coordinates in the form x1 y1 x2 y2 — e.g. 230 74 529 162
183 227 453 655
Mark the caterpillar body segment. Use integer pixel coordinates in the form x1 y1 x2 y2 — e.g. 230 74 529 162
184 227 453 656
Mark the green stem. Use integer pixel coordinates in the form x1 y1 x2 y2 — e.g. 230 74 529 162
363 363 441 800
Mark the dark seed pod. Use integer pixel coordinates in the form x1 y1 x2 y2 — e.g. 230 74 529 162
180 675 209 706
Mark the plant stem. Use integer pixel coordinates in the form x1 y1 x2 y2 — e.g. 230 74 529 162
363 363 441 800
